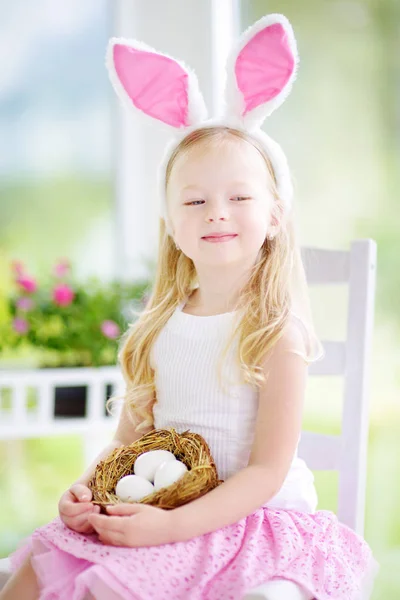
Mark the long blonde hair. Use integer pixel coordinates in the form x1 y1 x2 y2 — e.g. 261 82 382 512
108 126 324 432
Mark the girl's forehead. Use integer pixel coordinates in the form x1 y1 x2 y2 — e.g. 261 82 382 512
169 139 271 188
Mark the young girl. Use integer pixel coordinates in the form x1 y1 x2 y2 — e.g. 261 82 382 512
2 14 379 600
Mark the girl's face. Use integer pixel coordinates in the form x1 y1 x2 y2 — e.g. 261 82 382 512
166 138 276 267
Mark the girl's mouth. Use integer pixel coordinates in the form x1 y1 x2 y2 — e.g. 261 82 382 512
201 235 238 243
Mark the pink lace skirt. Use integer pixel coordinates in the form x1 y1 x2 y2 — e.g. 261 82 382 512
10 507 379 600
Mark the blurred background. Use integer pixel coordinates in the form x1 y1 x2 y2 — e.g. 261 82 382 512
1 1 399 597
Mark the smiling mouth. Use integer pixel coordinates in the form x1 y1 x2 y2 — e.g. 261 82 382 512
201 235 238 243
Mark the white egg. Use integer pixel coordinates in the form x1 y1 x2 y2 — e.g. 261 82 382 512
115 475 155 502
134 450 177 482
154 460 188 491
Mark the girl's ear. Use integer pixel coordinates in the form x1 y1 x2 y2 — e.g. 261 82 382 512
106 38 208 130
223 14 299 130
268 195 285 237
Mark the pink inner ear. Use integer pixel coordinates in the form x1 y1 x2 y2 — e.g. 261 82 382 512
113 45 190 128
235 23 295 116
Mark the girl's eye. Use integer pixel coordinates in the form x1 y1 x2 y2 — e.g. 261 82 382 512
186 196 251 206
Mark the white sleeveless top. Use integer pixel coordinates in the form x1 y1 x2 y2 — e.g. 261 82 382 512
150 300 318 513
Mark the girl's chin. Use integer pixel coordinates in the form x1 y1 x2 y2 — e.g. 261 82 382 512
192 254 242 267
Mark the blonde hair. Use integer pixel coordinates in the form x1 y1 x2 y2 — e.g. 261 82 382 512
108 127 324 432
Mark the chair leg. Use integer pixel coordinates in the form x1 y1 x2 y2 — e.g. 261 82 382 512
243 578 314 600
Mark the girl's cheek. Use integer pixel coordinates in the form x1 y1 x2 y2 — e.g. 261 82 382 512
180 218 197 234
171 216 188 237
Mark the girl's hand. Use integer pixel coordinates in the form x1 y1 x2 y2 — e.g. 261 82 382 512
58 483 100 534
88 503 177 547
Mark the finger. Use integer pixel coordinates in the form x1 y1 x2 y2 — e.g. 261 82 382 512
88 513 126 533
69 484 92 502
77 524 96 534
65 518 89 532
59 506 100 522
72 512 98 529
66 520 95 535
75 517 99 534
106 503 143 516
60 501 95 518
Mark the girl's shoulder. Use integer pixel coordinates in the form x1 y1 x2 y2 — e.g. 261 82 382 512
287 311 309 343
285 311 324 365
273 312 309 359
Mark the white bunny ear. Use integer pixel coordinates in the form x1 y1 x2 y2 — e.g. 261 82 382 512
223 14 299 129
106 38 208 130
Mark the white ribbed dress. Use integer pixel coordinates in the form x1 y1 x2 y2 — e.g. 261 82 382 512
150 299 318 513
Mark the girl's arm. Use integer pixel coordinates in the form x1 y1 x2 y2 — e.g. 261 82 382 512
58 400 154 535
169 323 308 542
74 400 154 486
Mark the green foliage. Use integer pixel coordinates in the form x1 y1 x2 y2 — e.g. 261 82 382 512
0 260 151 367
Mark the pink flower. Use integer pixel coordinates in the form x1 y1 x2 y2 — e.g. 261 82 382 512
101 320 120 339
11 260 25 277
16 276 37 294
53 258 71 278
52 283 75 307
13 317 29 334
15 297 35 311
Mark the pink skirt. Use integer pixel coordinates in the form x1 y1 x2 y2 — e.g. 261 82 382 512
10 507 379 600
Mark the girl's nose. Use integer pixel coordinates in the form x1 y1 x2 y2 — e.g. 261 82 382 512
205 203 229 223
205 215 228 223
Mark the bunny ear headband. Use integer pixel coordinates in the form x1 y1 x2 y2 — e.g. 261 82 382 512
106 14 299 237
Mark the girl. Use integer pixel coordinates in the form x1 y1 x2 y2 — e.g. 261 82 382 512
2 14 379 600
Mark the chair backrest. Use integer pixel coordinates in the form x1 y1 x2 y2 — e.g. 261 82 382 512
297 239 377 536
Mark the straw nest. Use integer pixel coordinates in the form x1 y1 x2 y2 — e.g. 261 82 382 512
88 427 223 511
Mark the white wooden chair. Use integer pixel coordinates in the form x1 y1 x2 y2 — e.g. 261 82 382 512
243 238 377 599
299 239 376 537
0 239 377 598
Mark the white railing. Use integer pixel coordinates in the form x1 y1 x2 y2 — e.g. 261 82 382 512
0 366 124 465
